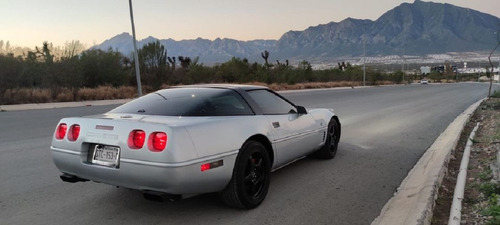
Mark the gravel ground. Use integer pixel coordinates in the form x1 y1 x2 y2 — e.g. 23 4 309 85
432 97 500 225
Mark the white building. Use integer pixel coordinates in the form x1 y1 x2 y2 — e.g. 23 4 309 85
420 66 431 74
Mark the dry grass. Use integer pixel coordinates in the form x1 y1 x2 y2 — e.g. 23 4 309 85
1 80 397 105
76 86 137 101
2 88 52 104
374 80 396 86
55 88 74 102
244 81 363 91
1 86 139 105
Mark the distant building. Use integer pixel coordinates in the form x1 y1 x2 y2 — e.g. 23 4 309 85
433 65 445 74
420 66 431 75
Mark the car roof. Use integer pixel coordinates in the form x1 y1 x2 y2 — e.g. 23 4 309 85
173 84 268 91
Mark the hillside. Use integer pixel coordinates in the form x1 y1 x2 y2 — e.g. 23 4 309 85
93 0 500 64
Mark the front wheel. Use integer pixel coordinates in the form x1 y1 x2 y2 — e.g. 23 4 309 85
314 118 340 159
220 141 271 209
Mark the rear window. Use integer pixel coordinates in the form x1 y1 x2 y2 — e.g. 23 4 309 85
109 88 254 116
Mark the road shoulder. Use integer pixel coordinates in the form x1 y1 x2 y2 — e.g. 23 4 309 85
0 99 130 111
371 98 484 225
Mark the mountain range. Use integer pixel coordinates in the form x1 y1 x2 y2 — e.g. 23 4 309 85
93 0 500 64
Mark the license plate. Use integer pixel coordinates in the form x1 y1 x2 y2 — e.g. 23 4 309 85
92 145 120 167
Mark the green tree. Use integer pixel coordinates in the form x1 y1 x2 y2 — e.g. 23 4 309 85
391 70 404 84
137 41 169 88
0 54 23 89
80 49 127 87
20 42 54 88
215 57 251 83
178 56 191 69
291 60 313 83
185 58 213 84
428 71 442 83
52 55 83 88
370 71 384 85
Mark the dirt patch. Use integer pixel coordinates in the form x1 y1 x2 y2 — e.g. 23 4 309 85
432 98 500 225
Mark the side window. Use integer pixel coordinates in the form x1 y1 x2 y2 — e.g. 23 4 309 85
247 90 296 115
208 92 254 116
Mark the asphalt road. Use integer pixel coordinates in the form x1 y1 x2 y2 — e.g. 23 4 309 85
1 83 498 225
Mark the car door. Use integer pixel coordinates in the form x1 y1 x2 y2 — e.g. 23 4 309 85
246 90 321 168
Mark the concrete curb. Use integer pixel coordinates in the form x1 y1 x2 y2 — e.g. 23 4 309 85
448 122 480 225
371 98 485 225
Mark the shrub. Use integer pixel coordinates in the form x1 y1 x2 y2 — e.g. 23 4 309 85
491 90 500 98
55 88 74 102
480 182 500 197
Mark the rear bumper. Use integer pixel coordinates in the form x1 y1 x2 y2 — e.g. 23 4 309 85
50 146 237 195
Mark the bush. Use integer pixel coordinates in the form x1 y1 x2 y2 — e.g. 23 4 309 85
1 88 51 104
491 90 500 98
481 194 500 225
480 182 500 197
55 88 75 102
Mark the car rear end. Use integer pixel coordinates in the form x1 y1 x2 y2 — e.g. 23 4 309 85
50 114 236 196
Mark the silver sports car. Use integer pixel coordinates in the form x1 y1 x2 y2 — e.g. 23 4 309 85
50 84 341 209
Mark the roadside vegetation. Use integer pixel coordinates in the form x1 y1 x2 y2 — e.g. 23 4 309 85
0 41 481 105
432 92 500 225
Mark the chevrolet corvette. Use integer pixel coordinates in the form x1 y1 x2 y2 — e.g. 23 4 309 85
50 84 341 209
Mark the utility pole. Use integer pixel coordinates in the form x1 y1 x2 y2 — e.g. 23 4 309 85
402 37 405 84
129 0 142 97
363 26 366 86
487 30 500 97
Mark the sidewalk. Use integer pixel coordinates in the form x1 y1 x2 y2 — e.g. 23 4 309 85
0 99 131 112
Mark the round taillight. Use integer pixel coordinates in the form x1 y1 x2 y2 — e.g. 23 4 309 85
68 125 80 141
128 130 145 149
56 123 67 140
151 132 167 152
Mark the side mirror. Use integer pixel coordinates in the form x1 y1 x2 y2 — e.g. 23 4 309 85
296 106 307 114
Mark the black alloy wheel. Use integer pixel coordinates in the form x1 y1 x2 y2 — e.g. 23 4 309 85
220 141 271 209
315 118 340 159
244 151 267 198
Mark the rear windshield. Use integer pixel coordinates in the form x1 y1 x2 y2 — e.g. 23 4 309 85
109 88 254 116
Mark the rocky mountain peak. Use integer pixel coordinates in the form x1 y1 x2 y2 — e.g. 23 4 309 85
93 1 500 64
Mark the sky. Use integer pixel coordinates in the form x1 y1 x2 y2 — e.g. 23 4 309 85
1 0 499 48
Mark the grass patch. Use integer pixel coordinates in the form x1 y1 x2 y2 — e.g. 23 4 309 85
470 138 481 144
464 196 481 205
480 182 500 197
480 168 494 181
491 90 500 98
482 194 500 225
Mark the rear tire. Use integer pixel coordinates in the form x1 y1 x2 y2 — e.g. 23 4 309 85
315 118 340 159
220 141 271 209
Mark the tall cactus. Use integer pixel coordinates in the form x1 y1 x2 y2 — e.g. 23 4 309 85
178 56 192 69
168 57 176 71
261 50 269 66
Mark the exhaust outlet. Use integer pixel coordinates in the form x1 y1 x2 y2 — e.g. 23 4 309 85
142 190 181 202
60 174 89 183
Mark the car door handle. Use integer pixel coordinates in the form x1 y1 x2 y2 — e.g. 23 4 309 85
272 122 280 128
